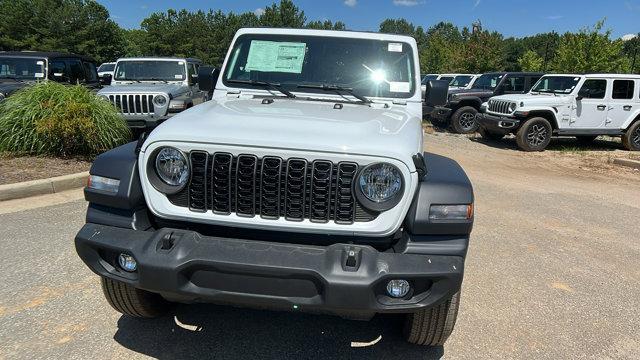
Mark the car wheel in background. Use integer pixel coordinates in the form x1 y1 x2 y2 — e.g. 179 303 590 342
451 106 479 134
478 127 505 141
516 117 552 152
404 291 460 346
622 121 640 151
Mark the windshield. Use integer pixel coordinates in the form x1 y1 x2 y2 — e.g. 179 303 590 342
439 76 454 83
0 57 46 80
472 73 504 90
531 76 580 94
114 60 186 81
421 74 438 84
223 34 416 99
450 75 473 87
98 63 115 72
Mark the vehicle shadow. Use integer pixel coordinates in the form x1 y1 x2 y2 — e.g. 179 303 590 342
113 303 444 360
471 135 625 152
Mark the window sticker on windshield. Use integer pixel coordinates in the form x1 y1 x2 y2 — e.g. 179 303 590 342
178 61 184 65
174 75 182 79
34 72 44 78
245 40 306 73
389 81 410 93
388 43 403 52
36 61 44 65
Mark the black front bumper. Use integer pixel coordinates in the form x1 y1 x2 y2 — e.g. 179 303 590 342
476 113 521 134
75 223 464 317
424 105 452 121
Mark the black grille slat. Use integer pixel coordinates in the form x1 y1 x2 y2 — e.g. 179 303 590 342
310 160 333 223
285 159 308 221
188 152 208 212
170 153 375 223
334 163 358 224
211 153 232 214
235 154 258 217
260 157 282 219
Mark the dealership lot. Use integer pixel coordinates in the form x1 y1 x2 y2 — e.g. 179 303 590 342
0 133 638 360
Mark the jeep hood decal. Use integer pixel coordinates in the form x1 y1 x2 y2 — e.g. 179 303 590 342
144 98 422 166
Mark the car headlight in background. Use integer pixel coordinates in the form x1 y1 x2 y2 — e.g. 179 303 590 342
155 147 189 187
509 102 517 112
429 204 474 221
356 163 404 211
153 94 168 107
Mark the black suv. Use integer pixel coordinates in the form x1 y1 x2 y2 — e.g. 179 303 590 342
427 72 543 133
0 51 101 101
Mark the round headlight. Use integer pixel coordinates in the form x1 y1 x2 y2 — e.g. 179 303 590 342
154 147 189 187
356 163 403 211
509 102 517 112
153 94 167 106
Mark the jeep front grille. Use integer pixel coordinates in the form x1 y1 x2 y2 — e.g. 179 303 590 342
108 94 155 115
488 100 514 115
167 152 377 224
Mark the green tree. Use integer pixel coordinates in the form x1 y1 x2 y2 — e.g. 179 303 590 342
622 34 640 73
379 18 415 36
0 0 125 63
552 20 629 73
518 50 544 71
421 22 464 73
306 20 346 30
259 0 306 28
458 29 505 73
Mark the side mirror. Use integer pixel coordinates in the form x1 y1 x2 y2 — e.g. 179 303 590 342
424 80 449 107
575 95 583 101
100 74 112 86
198 66 220 93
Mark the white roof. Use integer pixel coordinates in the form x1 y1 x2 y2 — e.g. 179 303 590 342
544 73 640 79
235 27 417 46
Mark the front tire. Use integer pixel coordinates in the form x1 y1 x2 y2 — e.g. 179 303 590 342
516 117 552 151
622 121 640 151
451 106 479 134
404 291 461 346
101 277 170 318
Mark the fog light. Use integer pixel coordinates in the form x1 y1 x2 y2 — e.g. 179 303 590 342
118 253 137 272
386 279 410 298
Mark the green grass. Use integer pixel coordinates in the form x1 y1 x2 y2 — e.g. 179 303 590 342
0 82 130 157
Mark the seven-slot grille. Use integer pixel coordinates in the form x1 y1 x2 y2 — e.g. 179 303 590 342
488 100 514 115
107 94 155 115
168 152 376 224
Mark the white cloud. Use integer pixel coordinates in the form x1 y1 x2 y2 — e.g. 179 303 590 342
473 0 481 9
545 15 563 20
393 0 423 6
344 0 357 7
254 7 265 16
622 33 638 41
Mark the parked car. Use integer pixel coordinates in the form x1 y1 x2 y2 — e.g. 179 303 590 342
449 74 480 90
75 27 475 347
97 62 115 79
97 57 207 129
0 51 100 101
428 72 543 133
421 73 439 84
477 73 640 151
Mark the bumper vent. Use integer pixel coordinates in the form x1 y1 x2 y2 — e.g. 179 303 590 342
167 153 376 224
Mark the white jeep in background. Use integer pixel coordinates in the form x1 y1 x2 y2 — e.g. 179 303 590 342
98 57 208 130
476 74 640 151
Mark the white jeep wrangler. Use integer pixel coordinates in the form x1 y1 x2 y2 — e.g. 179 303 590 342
477 74 640 151
76 28 474 347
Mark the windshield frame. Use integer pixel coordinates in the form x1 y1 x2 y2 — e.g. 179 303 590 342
530 75 582 95
0 56 47 81
113 59 187 82
450 75 474 87
471 73 505 91
98 63 115 72
221 33 418 101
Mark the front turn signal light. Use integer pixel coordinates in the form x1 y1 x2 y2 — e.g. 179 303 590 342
428 204 473 221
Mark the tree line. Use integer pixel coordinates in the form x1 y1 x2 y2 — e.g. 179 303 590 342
1 0 638 74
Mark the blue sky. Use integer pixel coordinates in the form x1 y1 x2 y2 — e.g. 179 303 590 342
101 0 640 39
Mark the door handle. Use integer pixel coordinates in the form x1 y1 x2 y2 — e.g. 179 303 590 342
623 105 632 111
597 105 606 111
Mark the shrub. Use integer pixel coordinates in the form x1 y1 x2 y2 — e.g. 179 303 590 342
0 82 131 156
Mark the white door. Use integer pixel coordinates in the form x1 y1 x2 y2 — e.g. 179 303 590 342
607 79 636 129
573 78 608 129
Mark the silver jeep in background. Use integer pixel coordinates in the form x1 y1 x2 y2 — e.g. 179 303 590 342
98 57 208 129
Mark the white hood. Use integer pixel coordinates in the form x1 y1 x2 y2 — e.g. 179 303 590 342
143 97 423 169
492 93 573 107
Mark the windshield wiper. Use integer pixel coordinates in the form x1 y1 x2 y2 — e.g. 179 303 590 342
143 78 168 83
227 79 296 98
297 84 371 104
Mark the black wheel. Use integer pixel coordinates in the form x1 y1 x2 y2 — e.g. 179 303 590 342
576 135 598 145
451 106 479 134
622 121 640 151
516 117 552 152
404 291 460 346
101 277 170 318
478 127 505 141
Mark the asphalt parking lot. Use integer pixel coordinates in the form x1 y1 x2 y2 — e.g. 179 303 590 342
1 133 639 360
